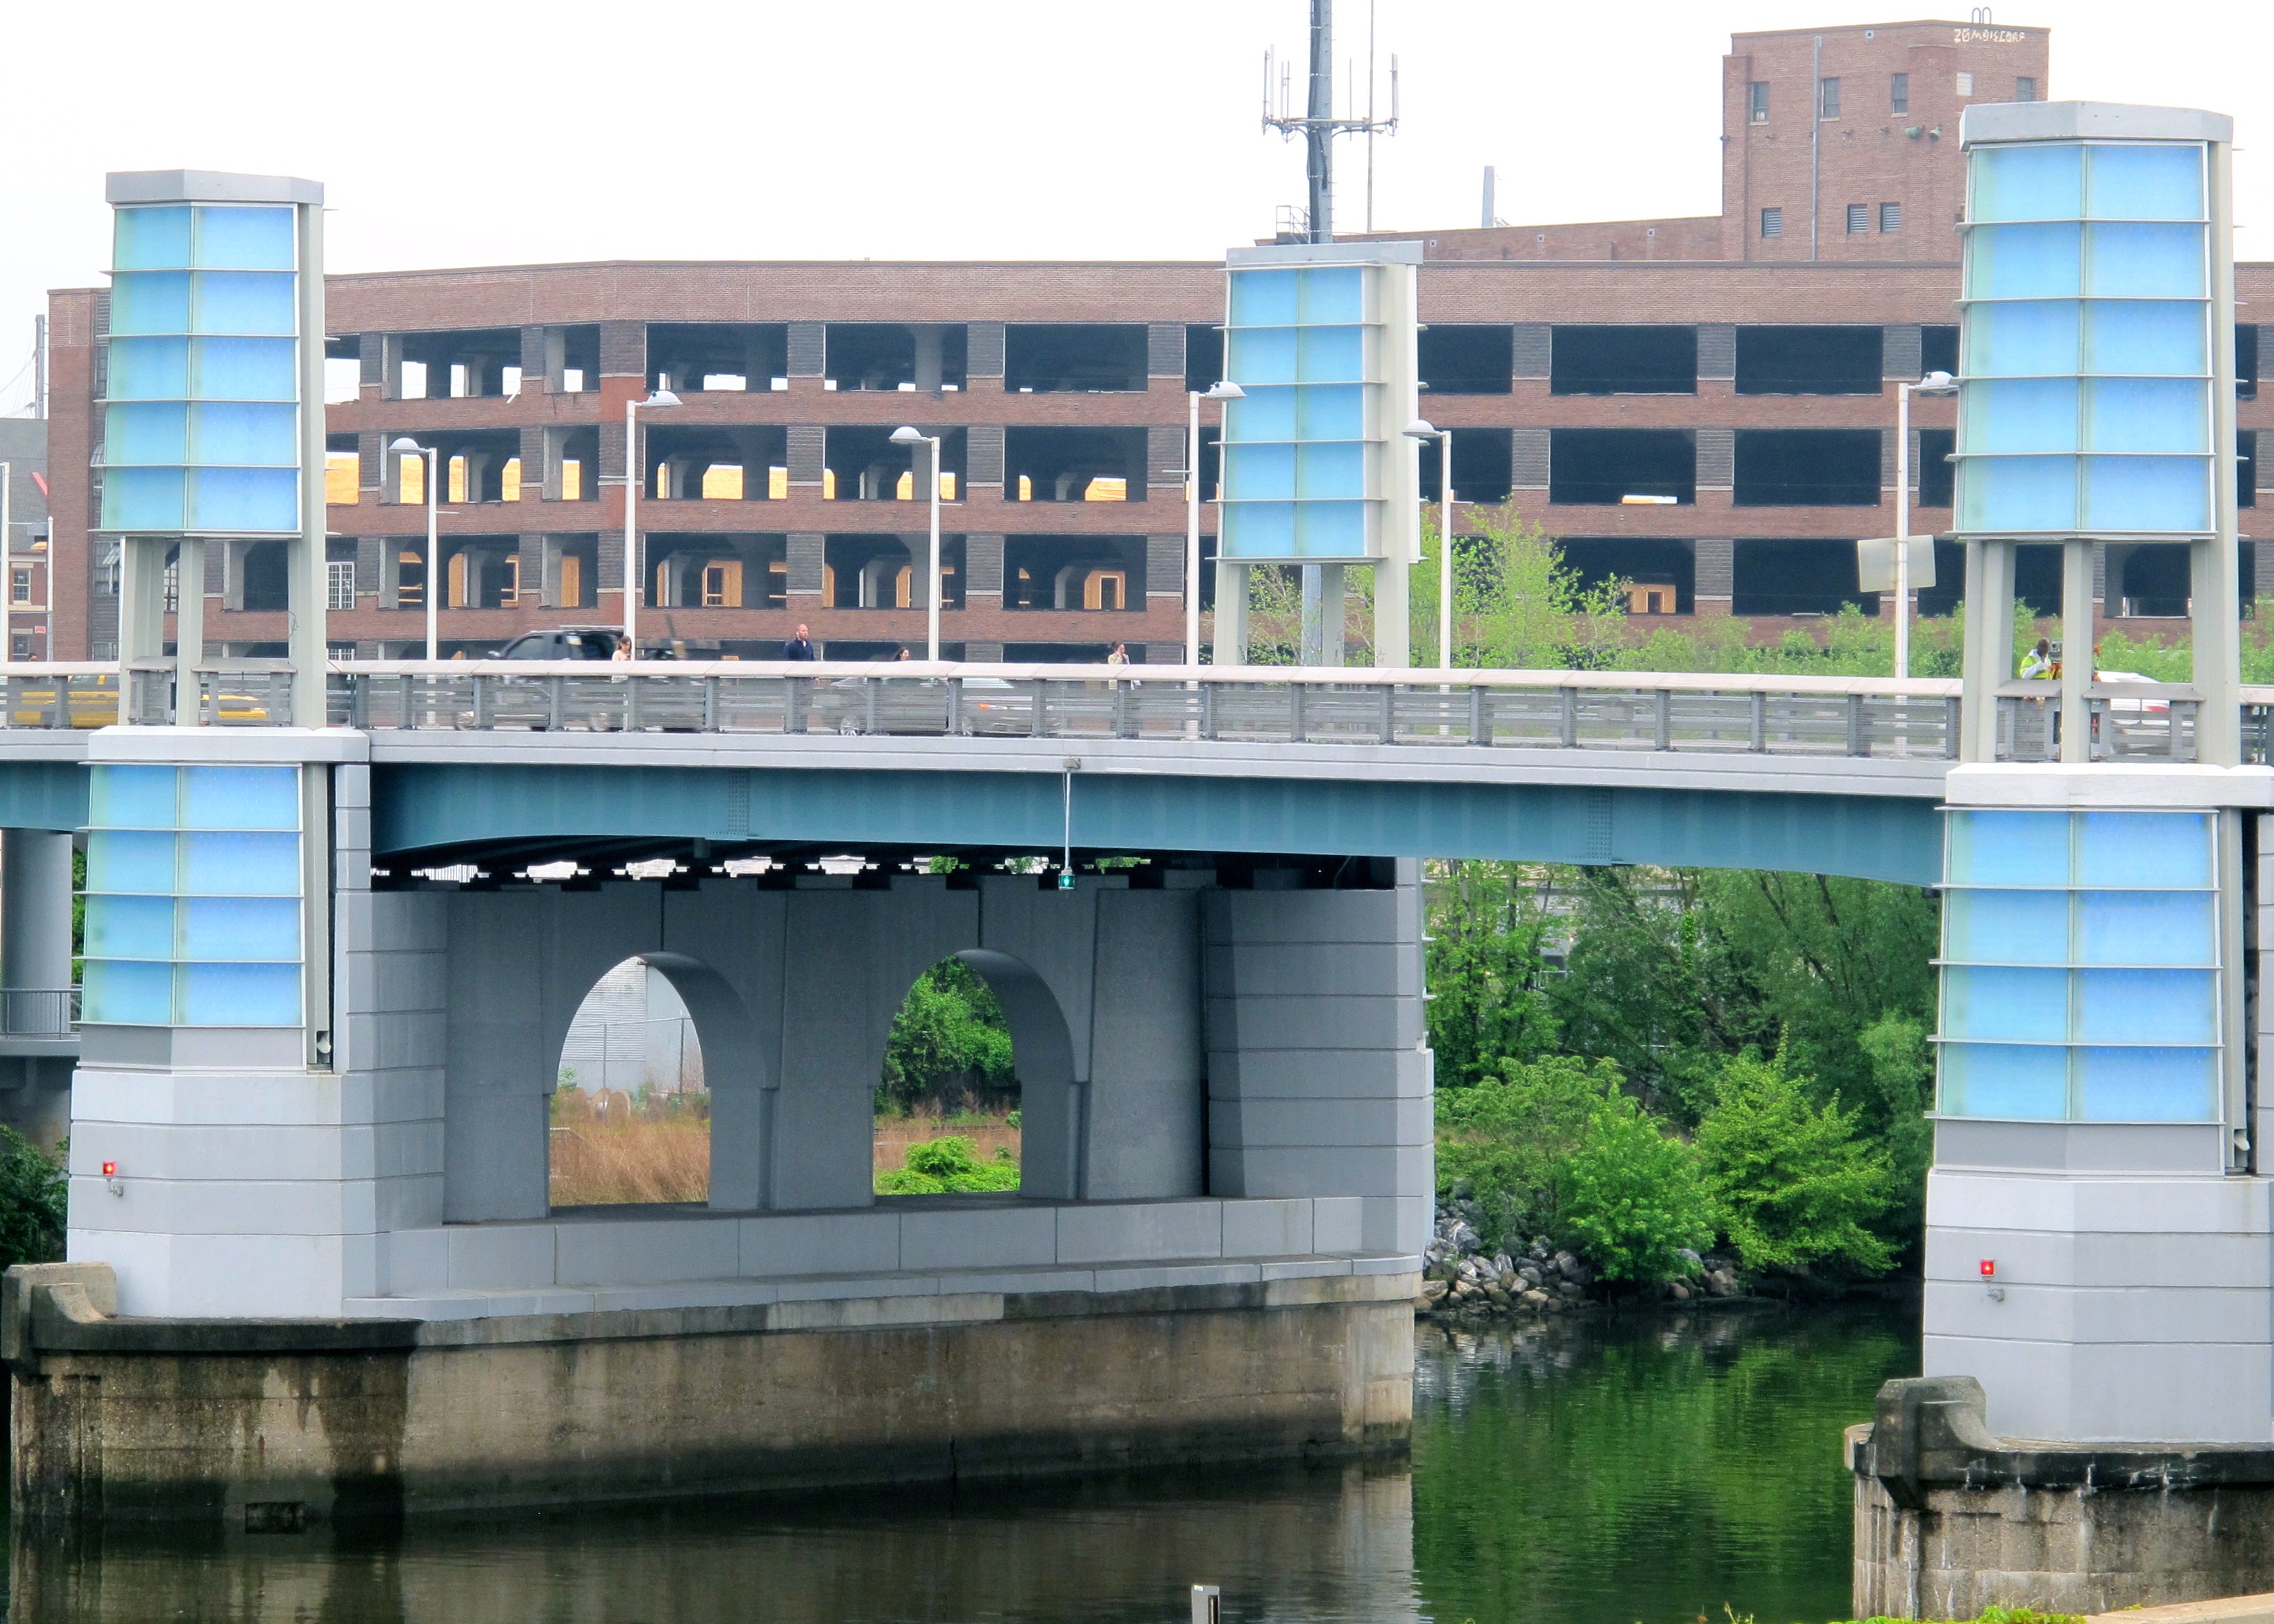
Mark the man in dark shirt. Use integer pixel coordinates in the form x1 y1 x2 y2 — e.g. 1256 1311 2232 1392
783 624 817 661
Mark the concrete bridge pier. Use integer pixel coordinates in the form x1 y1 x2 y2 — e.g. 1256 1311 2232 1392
12 725 1428 1525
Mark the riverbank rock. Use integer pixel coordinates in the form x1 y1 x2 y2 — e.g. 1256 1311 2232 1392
1418 1203 1754 1319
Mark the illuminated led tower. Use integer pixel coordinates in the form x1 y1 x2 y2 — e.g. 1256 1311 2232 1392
98 170 328 725
1215 241 1422 668
1926 105 2260 1444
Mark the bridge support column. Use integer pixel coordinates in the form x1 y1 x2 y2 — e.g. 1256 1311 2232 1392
0 828 76 1146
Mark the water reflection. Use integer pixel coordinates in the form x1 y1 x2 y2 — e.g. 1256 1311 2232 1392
6 1301 1915 1624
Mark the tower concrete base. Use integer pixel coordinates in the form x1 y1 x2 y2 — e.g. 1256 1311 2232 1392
1852 1377 2274 1619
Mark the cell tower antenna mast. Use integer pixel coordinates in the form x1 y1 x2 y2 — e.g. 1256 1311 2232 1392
1263 0 1397 243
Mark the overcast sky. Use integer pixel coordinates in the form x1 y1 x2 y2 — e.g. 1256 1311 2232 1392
3 0 2269 414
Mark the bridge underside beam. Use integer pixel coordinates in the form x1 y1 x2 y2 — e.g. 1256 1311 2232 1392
370 764 1943 887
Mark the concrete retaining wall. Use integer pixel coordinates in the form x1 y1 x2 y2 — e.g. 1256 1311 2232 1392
6 1265 1414 1526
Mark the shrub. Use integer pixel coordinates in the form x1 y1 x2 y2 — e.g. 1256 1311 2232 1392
1435 1055 1618 1249
1694 1047 1895 1276
876 1135 1021 1195
0 1127 67 1269
1557 1093 1714 1283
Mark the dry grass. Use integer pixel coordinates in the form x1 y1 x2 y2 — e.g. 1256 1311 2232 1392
875 1108 1020 1175
549 1088 710 1206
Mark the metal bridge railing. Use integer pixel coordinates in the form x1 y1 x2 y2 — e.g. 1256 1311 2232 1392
315 663 1967 760
19 659 2274 766
0 988 80 1038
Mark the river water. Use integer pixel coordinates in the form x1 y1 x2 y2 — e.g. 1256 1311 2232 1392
4 1299 1917 1624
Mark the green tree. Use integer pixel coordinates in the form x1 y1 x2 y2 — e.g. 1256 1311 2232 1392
1557 1091 1715 1283
1425 862 1560 1089
1695 1048 1895 1276
878 957 1016 1114
0 1127 66 1270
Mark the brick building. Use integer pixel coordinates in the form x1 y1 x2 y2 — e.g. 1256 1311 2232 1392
39 18 2274 663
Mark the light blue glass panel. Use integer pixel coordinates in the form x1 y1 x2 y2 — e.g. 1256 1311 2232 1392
1224 386 1295 442
1972 142 2083 222
2075 1045 2217 1120
1944 888 2069 964
1968 223 2081 299
81 959 173 1027
181 830 299 896
1294 384 1364 440
1229 269 1298 327
83 896 175 961
1294 501 1368 558
1941 965 2067 1041
1295 441 1365 499
1967 301 2080 377
1958 454 2078 533
1221 502 1294 557
85 830 177 895
190 336 298 402
103 402 188 465
89 764 178 830
1227 327 1297 385
113 206 193 271
101 466 187 531
188 466 298 532
194 205 295 271
182 896 300 961
1223 443 1294 500
2082 455 2210 533
189 402 297 467
105 336 189 400
2076 810 2210 888
2075 969 2218 1044
110 271 191 336
2084 224 2205 298
2076 889 2214 966
2085 143 2204 221
181 962 301 1027
1962 379 2077 453
1297 266 1364 323
191 272 296 336
1298 325 1364 382
2083 302 2207 376
1946 810 2071 887
181 764 300 830
2082 379 2209 454
1939 1042 2067 1118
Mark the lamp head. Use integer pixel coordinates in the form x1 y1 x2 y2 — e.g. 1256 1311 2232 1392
1917 370 1958 393
889 425 929 445
388 436 425 453
1403 419 1440 441
1202 381 1245 400
641 388 683 409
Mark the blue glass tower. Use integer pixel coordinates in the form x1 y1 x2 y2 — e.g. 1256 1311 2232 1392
97 171 327 728
1217 241 1422 667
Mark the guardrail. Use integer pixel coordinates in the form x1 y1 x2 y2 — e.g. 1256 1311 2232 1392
319 662 1967 760
0 988 79 1038
10 660 2274 767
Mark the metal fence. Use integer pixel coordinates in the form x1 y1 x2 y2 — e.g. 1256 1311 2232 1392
0 988 79 1038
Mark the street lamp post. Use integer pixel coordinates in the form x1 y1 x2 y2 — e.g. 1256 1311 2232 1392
1405 420 1454 670
622 388 683 656
386 437 441 660
889 425 943 660
1187 382 1244 665
1895 369 1958 678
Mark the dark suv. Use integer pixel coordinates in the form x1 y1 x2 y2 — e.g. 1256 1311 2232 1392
493 628 622 660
